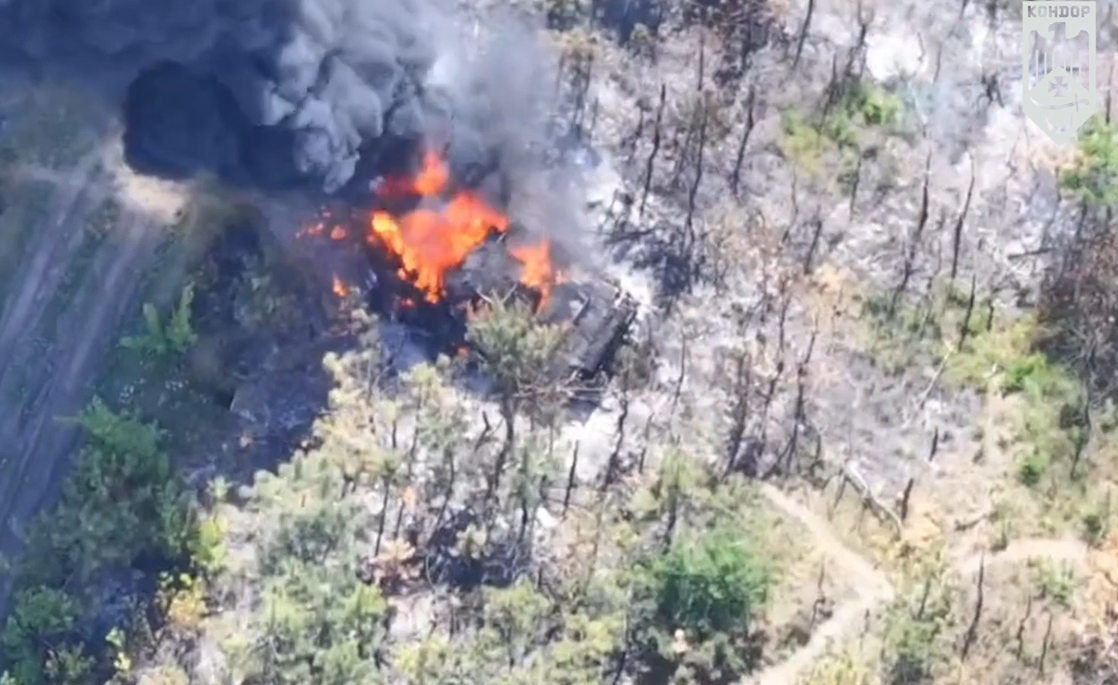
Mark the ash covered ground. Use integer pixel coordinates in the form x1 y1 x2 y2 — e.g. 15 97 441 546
3 0 1118 681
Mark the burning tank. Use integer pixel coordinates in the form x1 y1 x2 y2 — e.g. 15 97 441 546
351 149 638 381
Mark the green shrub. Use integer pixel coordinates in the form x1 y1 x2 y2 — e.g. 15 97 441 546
120 283 197 359
0 587 82 685
636 525 771 639
1059 117 1118 206
1 399 205 685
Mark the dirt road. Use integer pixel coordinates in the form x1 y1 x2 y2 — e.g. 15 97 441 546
0 126 166 610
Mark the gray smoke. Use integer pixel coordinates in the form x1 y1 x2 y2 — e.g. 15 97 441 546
0 0 571 203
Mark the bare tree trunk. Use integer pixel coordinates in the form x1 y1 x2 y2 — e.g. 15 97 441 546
683 99 709 250
730 86 757 195
950 160 976 281
959 554 985 660
563 442 579 517
890 154 933 314
899 478 915 521
1039 612 1054 675
957 274 977 351
486 398 516 501
792 0 816 70
640 84 667 216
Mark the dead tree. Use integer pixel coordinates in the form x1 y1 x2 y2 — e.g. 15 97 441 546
730 85 757 195
791 0 815 70
950 159 977 281
959 553 986 660
639 84 667 216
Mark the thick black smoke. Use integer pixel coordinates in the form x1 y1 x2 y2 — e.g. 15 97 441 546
0 0 571 205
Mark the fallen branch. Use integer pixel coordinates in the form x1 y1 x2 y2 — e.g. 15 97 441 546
841 462 903 536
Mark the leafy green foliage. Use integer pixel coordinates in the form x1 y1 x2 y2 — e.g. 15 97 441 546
120 283 197 358
779 81 901 183
821 82 901 149
622 453 777 680
0 587 82 685
1059 117 1118 206
1045 119 1118 405
19 305 787 685
636 526 770 638
466 298 566 403
241 502 387 685
1 399 207 685
20 398 187 585
884 565 957 685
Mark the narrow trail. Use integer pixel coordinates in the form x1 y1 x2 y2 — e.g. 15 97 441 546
745 485 1094 685
747 485 894 685
954 538 1089 576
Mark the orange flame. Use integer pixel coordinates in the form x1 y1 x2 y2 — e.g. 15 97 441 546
510 239 564 306
332 275 349 298
297 219 348 241
367 149 561 306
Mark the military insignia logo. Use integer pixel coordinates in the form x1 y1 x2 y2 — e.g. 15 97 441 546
1022 1 1097 144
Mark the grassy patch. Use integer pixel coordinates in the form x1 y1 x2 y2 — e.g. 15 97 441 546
858 284 1118 539
858 285 991 376
778 81 902 186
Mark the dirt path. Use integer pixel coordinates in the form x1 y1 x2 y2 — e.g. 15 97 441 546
954 538 1090 576
747 484 894 685
0 144 164 612
745 485 1093 685
0 151 106 366
0 212 158 542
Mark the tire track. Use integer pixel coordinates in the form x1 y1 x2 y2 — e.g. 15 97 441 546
0 151 107 390
0 156 161 615
0 209 157 548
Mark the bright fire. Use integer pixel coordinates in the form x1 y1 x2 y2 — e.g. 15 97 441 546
368 150 563 306
332 275 349 298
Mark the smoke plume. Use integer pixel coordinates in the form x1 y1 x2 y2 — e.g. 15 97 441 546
0 0 578 224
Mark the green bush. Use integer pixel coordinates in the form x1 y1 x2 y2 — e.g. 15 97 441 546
0 587 82 685
637 526 770 638
120 283 197 359
1059 117 1118 206
1 399 205 685
18 398 188 585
